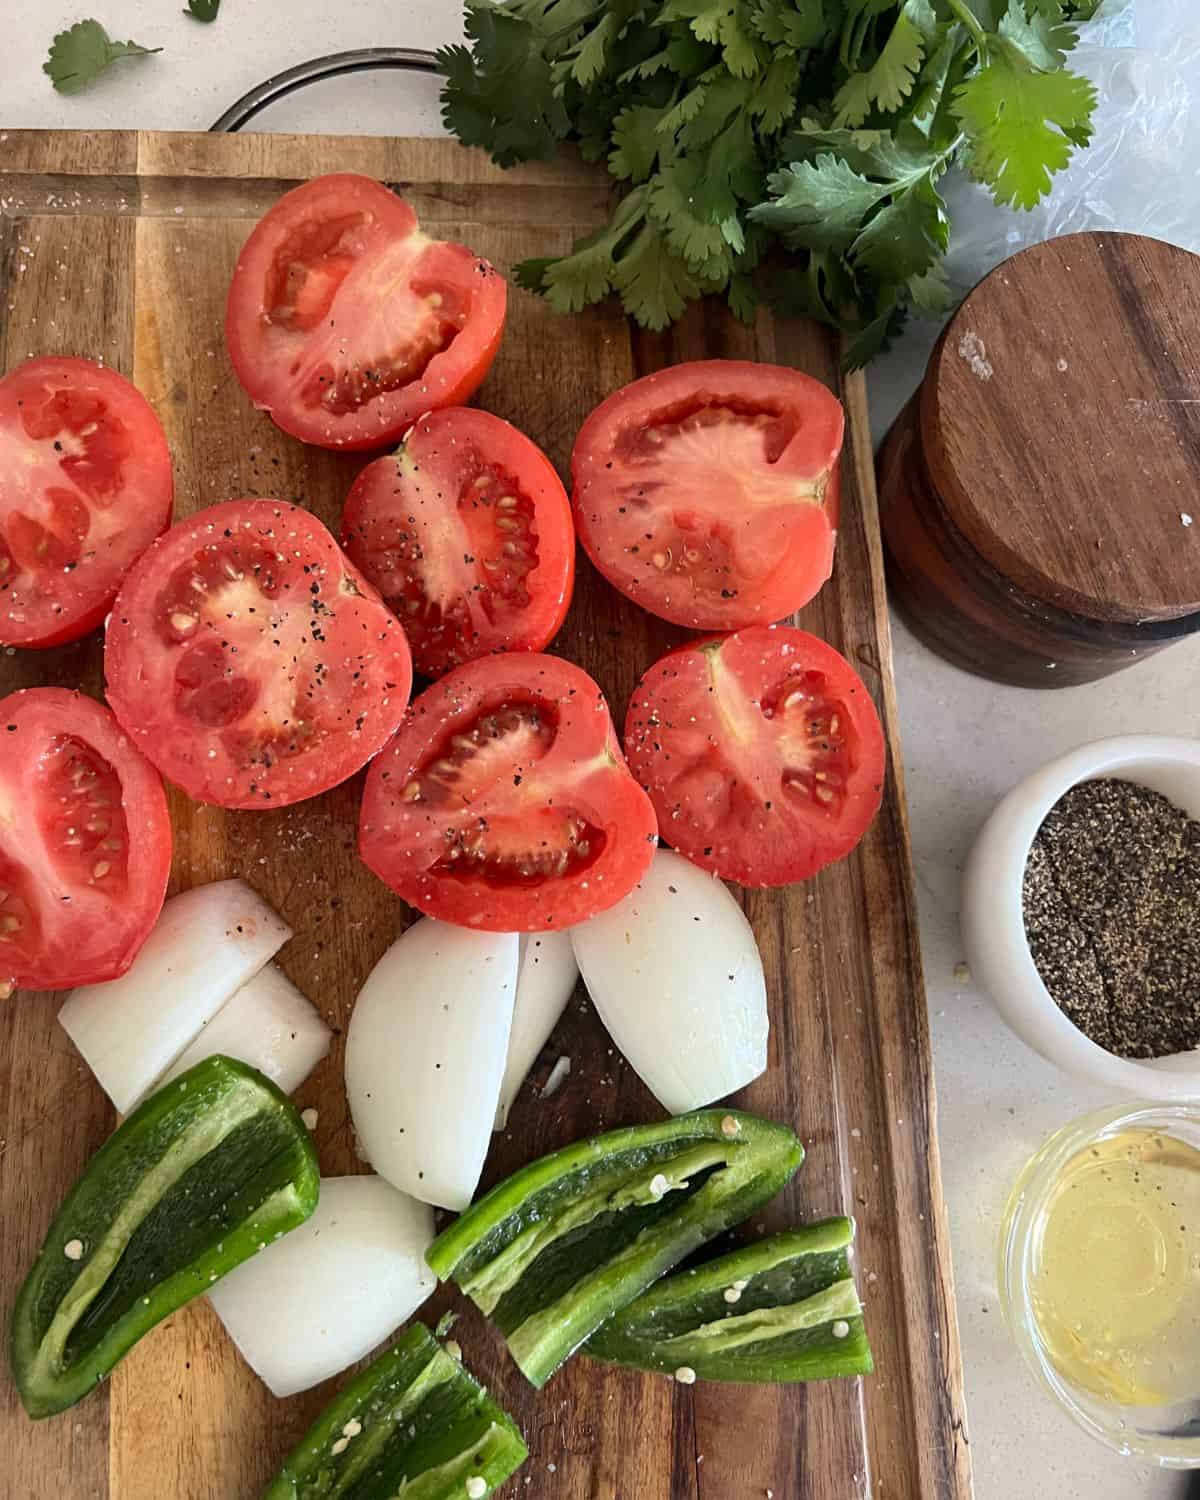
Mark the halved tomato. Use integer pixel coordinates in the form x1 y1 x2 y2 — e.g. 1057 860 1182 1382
359 654 657 930
0 687 171 993
571 360 844 630
226 174 507 450
624 627 885 886
0 356 173 648
341 407 575 678
104 499 413 809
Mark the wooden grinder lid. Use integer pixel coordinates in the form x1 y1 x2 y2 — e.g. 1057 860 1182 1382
922 232 1200 624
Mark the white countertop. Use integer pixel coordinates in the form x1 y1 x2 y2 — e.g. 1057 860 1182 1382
5 5 1196 1497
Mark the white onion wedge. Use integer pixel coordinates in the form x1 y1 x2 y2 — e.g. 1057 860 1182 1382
157 963 331 1096
59 879 291 1113
208 1175 435 1397
346 919 517 1210
570 849 768 1115
494 931 578 1129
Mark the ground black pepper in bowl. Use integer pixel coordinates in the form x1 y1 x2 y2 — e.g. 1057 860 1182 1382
1022 778 1200 1059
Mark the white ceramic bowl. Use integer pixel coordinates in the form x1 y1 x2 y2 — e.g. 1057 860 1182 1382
962 735 1200 1099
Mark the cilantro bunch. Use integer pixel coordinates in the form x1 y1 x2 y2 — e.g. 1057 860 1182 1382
439 0 1100 365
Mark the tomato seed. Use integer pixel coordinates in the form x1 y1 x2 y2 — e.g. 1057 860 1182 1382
171 612 198 635
495 517 520 533
497 495 518 510
92 861 112 879
651 552 669 570
401 781 421 802
1 914 21 932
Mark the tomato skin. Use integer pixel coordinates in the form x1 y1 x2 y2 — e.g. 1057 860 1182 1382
225 174 507 451
104 499 413 810
624 626 885 887
571 360 843 631
0 687 171 992
360 653 657 931
0 357 173 649
341 407 575 678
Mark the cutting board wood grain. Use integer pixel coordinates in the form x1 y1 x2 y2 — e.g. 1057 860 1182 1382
0 130 971 1500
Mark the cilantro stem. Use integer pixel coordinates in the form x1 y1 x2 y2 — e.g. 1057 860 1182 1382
943 0 988 50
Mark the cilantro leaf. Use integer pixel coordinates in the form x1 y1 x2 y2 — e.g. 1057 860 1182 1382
662 0 763 77
750 0 828 50
534 188 650 312
44 19 160 94
751 53 802 135
610 105 665 182
727 271 760 324
907 260 957 315
954 42 1096 208
612 221 704 328
842 295 908 370
851 172 947 281
438 4 570 164
998 0 1078 70
753 154 891 251
833 1 929 126
185 0 220 20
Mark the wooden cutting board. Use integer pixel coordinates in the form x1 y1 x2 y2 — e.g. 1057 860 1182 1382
0 130 971 1500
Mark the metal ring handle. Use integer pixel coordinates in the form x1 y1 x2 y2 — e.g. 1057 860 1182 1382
209 47 440 133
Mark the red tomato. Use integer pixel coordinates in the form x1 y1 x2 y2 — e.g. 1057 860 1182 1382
0 357 173 649
341 407 575 678
624 627 885 886
0 687 170 992
359 654 657 930
225 174 507 451
105 499 413 810
571 360 844 630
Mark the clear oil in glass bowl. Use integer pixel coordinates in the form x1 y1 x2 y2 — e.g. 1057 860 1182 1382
1000 1104 1200 1466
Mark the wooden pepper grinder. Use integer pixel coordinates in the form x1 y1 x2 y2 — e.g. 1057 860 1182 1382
877 232 1200 688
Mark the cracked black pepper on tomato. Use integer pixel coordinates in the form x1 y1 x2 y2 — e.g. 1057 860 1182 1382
426 1108 803 1387
10 1055 319 1419
340 406 576 678
624 625 885 886
260 1323 527 1500
570 359 844 631
225 173 507 450
104 499 413 810
438 0 1100 365
358 652 657 931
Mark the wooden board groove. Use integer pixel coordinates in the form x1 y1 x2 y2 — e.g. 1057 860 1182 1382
0 129 971 1500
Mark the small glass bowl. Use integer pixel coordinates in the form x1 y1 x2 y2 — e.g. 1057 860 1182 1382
999 1101 1200 1467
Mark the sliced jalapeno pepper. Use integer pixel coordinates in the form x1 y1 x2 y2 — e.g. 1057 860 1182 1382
10 1054 319 1418
262 1323 528 1500
586 1218 873 1382
426 1109 803 1388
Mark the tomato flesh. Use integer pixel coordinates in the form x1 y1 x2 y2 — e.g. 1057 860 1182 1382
341 407 575 678
624 626 885 886
360 654 656 930
0 688 171 992
572 360 843 630
105 500 413 809
0 357 173 648
226 174 507 451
